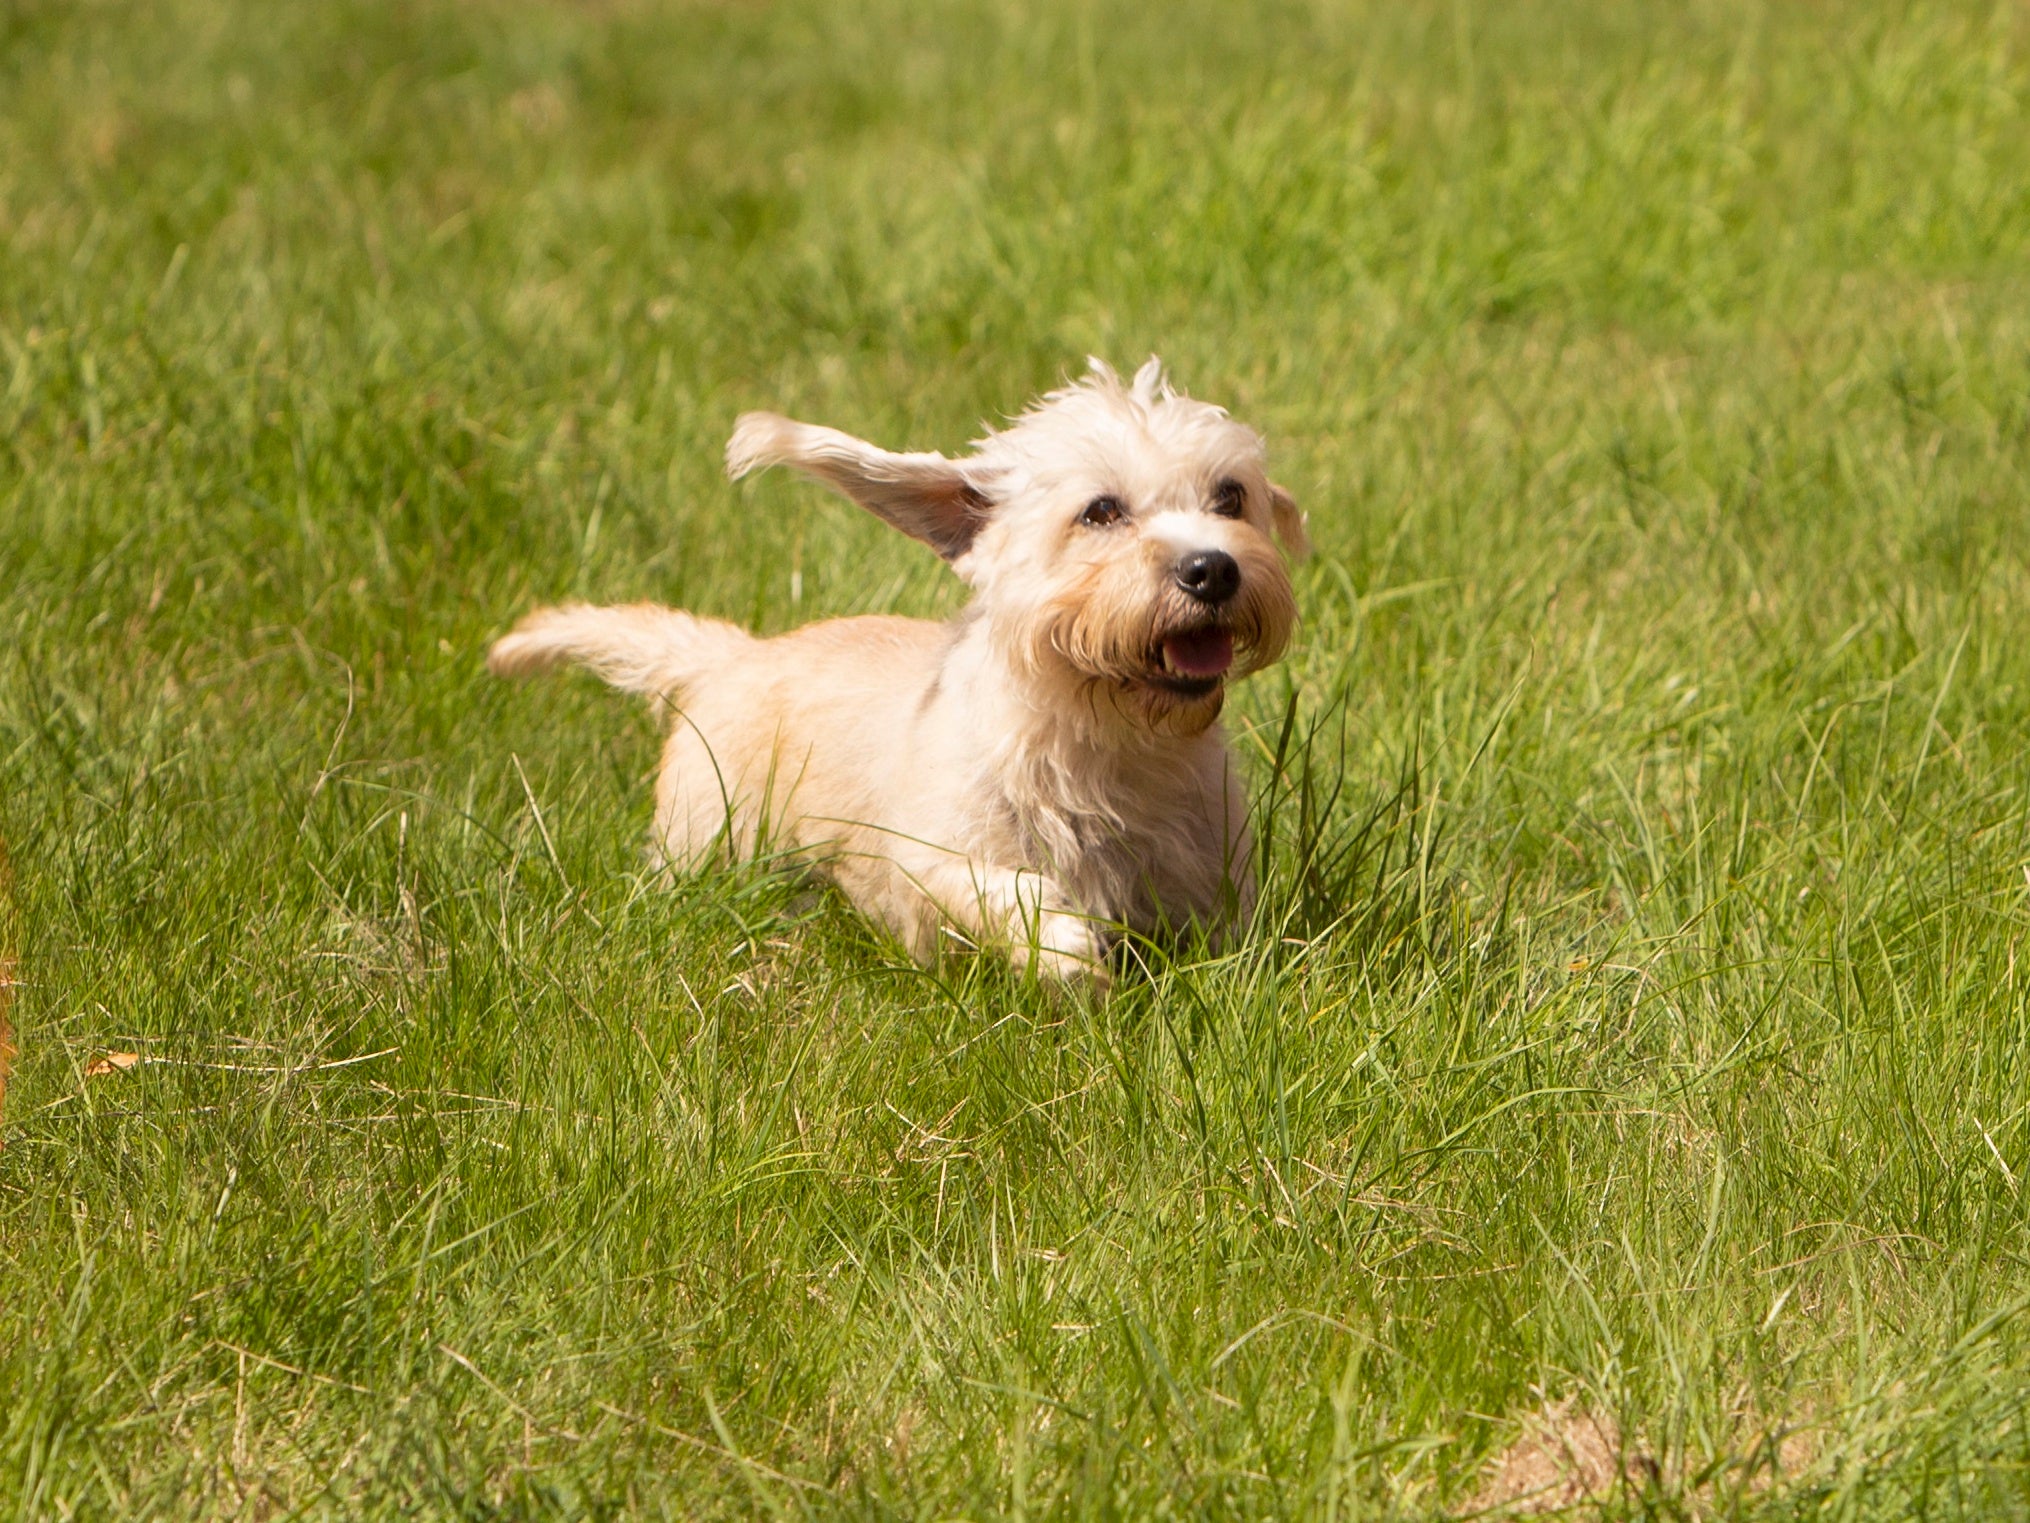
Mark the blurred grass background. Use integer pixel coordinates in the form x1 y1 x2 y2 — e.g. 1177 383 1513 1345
3 0 2030 1516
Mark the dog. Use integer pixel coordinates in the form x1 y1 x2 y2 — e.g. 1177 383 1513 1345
487 358 1307 983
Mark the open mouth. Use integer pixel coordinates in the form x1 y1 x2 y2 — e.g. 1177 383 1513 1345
1150 625 1235 696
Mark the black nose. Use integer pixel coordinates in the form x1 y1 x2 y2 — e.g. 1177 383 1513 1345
1174 549 1240 604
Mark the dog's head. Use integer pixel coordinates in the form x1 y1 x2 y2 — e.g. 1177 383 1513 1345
728 358 1307 735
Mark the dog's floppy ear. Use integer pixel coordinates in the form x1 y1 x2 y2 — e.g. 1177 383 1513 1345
727 413 989 562
1267 482 1312 560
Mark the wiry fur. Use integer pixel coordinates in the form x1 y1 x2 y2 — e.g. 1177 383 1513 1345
489 358 1307 983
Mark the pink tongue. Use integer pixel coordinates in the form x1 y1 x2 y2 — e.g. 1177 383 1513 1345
1162 627 1234 679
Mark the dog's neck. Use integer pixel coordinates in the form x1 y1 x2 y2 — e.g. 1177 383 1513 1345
949 615 1231 920
947 611 1225 816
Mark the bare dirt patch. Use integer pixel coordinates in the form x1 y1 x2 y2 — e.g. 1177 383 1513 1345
1466 1390 1824 1516
1467 1395 1652 1516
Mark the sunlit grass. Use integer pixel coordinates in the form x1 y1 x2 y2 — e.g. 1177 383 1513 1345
4 0 2030 1516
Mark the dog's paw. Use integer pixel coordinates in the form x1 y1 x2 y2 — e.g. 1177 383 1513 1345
943 868 1111 988
1017 903 1111 988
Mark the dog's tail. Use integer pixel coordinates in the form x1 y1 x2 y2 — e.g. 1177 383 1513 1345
487 602 749 700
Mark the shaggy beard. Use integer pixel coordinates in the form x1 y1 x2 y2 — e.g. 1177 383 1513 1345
999 575 1297 739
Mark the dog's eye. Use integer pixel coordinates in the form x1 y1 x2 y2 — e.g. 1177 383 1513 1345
1079 495 1127 528
1210 478 1247 519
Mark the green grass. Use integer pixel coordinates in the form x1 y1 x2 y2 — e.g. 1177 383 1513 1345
5 0 2030 1515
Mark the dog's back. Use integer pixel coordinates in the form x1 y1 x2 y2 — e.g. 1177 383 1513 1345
490 603 955 881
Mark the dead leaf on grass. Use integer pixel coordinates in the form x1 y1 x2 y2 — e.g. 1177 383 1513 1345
0 1004 12 1133
85 1051 144 1079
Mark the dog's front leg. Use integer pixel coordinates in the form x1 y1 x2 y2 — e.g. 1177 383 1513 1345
889 856 1109 985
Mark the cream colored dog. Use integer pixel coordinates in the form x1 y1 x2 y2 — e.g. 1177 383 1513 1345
488 359 1306 982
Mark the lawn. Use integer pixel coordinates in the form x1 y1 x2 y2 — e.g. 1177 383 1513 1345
4 0 2030 1516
